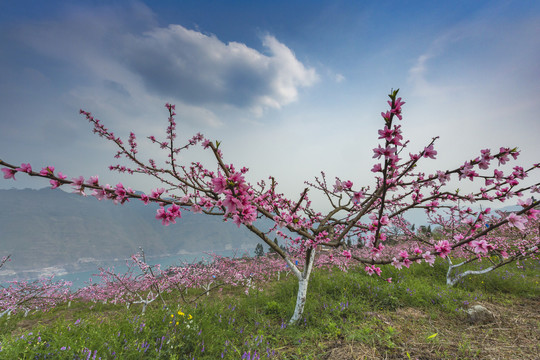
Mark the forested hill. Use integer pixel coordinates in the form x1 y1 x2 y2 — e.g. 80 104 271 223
0 188 260 277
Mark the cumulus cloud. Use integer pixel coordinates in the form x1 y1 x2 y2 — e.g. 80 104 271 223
123 26 318 113
10 3 317 119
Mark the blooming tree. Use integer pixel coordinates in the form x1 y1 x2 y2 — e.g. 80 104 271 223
407 202 540 286
1 255 75 318
1 89 539 323
0 276 72 318
68 250 293 315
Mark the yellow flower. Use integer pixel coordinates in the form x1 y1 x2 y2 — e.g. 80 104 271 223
178 311 185 317
171 314 174 318
176 322 179 326
188 314 193 320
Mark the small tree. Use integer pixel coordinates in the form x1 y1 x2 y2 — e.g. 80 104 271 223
2 89 539 323
254 243 265 257
424 203 539 286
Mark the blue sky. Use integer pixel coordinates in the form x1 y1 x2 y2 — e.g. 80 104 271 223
1 0 539 209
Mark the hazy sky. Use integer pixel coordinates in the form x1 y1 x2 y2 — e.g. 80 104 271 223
1 0 539 209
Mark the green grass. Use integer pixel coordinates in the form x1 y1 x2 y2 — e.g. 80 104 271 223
0 258 538 359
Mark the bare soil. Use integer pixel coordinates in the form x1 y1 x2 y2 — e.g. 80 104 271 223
322 296 540 360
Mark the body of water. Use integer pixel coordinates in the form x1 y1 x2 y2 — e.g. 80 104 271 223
1 248 255 290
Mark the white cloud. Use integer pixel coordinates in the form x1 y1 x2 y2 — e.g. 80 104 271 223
123 26 318 114
334 73 345 83
10 4 317 119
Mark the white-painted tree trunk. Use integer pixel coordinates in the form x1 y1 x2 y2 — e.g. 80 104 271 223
446 256 499 286
0 309 11 319
287 247 316 324
289 278 309 324
447 263 497 286
445 246 538 286
141 302 147 315
203 281 213 296
245 277 253 295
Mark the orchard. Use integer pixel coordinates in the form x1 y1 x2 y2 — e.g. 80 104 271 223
1 89 539 325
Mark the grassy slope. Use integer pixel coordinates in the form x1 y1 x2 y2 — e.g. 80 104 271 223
0 259 539 359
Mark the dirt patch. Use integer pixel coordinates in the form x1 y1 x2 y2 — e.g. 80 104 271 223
322 297 540 360
324 342 381 360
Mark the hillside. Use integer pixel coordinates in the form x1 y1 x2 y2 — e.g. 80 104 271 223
0 188 261 279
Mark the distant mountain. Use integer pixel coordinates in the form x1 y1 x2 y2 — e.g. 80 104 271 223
0 188 529 282
0 188 263 280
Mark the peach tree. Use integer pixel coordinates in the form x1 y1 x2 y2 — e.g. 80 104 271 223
2 89 539 323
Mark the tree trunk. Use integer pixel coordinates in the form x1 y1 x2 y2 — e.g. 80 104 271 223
289 278 309 324
288 247 316 324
